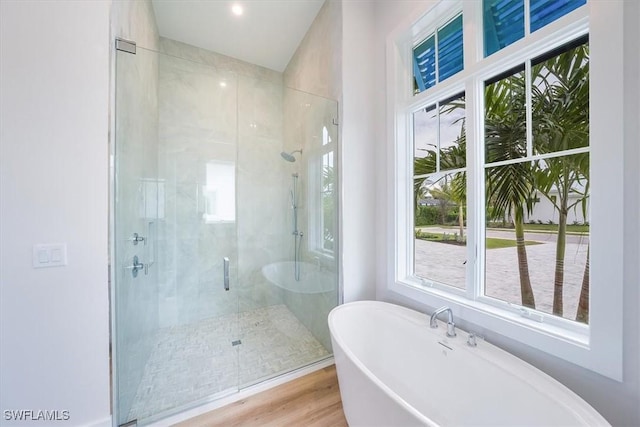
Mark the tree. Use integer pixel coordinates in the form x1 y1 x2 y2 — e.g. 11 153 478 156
485 72 537 309
531 42 590 317
576 246 589 323
441 131 467 239
429 177 453 225
414 119 466 237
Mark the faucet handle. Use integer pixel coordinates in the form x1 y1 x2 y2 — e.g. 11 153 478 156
446 321 456 338
467 332 485 347
467 333 477 347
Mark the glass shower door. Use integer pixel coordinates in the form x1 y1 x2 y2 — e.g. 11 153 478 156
113 45 240 426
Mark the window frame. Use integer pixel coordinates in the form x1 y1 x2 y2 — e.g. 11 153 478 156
385 0 623 380
308 126 337 259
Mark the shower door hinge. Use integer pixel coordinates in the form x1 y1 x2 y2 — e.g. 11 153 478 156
332 118 339 126
115 38 136 55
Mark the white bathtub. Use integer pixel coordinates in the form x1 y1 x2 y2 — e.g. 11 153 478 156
328 301 609 427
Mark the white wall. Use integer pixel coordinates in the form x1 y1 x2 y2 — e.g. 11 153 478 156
341 0 377 302
373 1 640 425
0 1 112 426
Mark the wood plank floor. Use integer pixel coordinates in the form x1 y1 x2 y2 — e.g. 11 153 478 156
175 365 348 427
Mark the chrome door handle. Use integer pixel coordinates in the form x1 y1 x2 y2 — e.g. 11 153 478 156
223 257 230 291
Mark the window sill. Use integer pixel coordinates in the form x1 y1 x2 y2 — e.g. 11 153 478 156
385 278 624 379
395 276 588 346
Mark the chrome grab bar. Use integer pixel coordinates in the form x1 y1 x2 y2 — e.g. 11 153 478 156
223 257 230 291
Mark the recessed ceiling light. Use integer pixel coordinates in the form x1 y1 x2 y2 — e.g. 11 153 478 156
231 4 243 16
220 81 227 88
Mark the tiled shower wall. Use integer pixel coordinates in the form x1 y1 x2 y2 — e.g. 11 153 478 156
157 38 287 328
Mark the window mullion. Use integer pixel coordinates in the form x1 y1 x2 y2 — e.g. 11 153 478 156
434 28 440 83
524 0 531 37
466 77 482 300
436 102 441 172
525 58 533 158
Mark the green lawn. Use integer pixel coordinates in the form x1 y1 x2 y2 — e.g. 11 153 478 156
521 223 589 233
486 237 542 249
486 223 589 233
415 231 541 250
420 223 589 234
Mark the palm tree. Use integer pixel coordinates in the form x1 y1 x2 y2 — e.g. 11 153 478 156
415 126 466 239
414 149 437 209
485 72 537 309
531 42 589 317
429 178 454 225
442 132 467 240
576 246 589 323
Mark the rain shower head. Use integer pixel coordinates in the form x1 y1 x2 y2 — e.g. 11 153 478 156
280 149 302 162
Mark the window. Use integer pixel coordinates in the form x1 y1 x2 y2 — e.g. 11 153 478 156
484 37 590 319
309 126 337 256
202 160 236 223
484 0 586 56
413 14 464 94
414 93 466 289
388 0 624 380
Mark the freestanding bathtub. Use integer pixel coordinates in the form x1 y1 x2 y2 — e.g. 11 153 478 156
328 301 609 427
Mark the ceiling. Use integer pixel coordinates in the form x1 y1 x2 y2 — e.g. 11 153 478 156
151 0 325 72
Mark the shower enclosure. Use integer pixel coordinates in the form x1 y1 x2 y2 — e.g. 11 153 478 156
111 40 339 425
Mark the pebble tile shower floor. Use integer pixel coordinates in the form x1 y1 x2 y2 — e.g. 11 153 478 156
127 304 330 422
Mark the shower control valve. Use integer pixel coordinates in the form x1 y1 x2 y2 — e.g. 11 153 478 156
128 232 146 245
125 255 147 278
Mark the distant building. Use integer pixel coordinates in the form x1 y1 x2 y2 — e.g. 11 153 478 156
526 184 589 224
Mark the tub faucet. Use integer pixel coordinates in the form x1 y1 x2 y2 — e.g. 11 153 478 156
429 306 456 337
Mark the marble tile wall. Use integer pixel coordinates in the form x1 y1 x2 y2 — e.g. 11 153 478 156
157 40 287 328
237 73 288 313
157 52 240 327
283 0 342 101
160 38 282 85
111 0 159 51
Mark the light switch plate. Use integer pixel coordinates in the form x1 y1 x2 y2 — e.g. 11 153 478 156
33 243 67 268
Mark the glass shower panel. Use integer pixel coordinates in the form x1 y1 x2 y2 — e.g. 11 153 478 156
113 45 161 426
114 46 240 426
236 87 339 388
